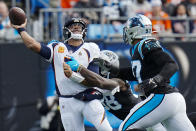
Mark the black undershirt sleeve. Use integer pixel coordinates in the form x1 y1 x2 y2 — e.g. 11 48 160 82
117 66 137 81
146 49 179 80
39 43 51 60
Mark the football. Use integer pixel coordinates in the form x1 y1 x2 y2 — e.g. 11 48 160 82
9 7 26 25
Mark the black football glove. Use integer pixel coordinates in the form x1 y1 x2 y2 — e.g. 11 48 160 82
138 75 164 95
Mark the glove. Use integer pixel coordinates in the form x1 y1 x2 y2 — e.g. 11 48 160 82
66 56 80 72
74 88 103 101
138 75 164 95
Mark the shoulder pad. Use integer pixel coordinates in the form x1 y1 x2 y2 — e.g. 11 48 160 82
47 40 59 45
84 42 100 52
137 38 162 59
143 39 162 50
84 42 98 47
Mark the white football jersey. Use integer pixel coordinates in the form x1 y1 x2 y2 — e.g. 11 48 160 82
47 41 100 95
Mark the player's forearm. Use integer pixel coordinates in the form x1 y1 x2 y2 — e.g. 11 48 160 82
159 62 178 80
79 66 119 90
20 31 41 53
117 66 136 81
152 50 179 80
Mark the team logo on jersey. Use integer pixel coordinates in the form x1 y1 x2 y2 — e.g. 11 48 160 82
58 46 64 53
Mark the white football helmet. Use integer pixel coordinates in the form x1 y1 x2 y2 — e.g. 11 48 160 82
99 50 119 76
123 14 152 45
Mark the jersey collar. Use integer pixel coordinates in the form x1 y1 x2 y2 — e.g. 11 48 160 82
131 42 140 57
64 42 84 53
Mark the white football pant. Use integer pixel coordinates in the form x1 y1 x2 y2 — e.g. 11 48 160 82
119 93 195 131
59 97 112 131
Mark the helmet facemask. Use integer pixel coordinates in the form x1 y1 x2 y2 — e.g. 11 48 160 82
63 18 87 41
123 26 137 45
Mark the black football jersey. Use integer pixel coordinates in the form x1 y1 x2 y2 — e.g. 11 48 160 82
118 38 178 95
102 88 141 120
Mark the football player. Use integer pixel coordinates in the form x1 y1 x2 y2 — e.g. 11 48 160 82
63 50 166 131
11 18 112 131
118 14 195 131
64 14 195 131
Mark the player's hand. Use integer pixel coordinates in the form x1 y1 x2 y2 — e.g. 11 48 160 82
63 62 73 78
138 75 163 94
139 78 158 90
10 18 27 29
66 57 80 72
111 78 129 91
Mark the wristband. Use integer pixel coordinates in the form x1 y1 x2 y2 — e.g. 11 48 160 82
69 72 85 83
17 28 26 34
77 65 83 72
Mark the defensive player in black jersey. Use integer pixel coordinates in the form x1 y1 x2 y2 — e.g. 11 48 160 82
94 50 141 121
64 14 195 131
117 14 194 131
63 50 166 131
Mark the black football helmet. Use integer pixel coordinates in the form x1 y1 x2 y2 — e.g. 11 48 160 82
63 18 87 41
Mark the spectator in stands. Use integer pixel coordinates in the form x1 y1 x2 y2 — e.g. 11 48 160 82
30 0 50 17
161 0 176 16
181 0 196 34
121 0 151 17
103 0 126 24
73 0 100 23
50 0 60 8
181 0 196 17
145 0 172 34
169 0 182 5
0 1 19 40
61 0 79 8
172 3 194 40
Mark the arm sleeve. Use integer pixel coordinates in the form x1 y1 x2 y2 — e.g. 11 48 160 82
114 57 136 81
142 39 178 80
117 66 137 81
39 40 58 63
39 43 51 60
146 49 179 80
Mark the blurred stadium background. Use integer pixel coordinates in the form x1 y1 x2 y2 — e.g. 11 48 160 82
0 0 196 131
